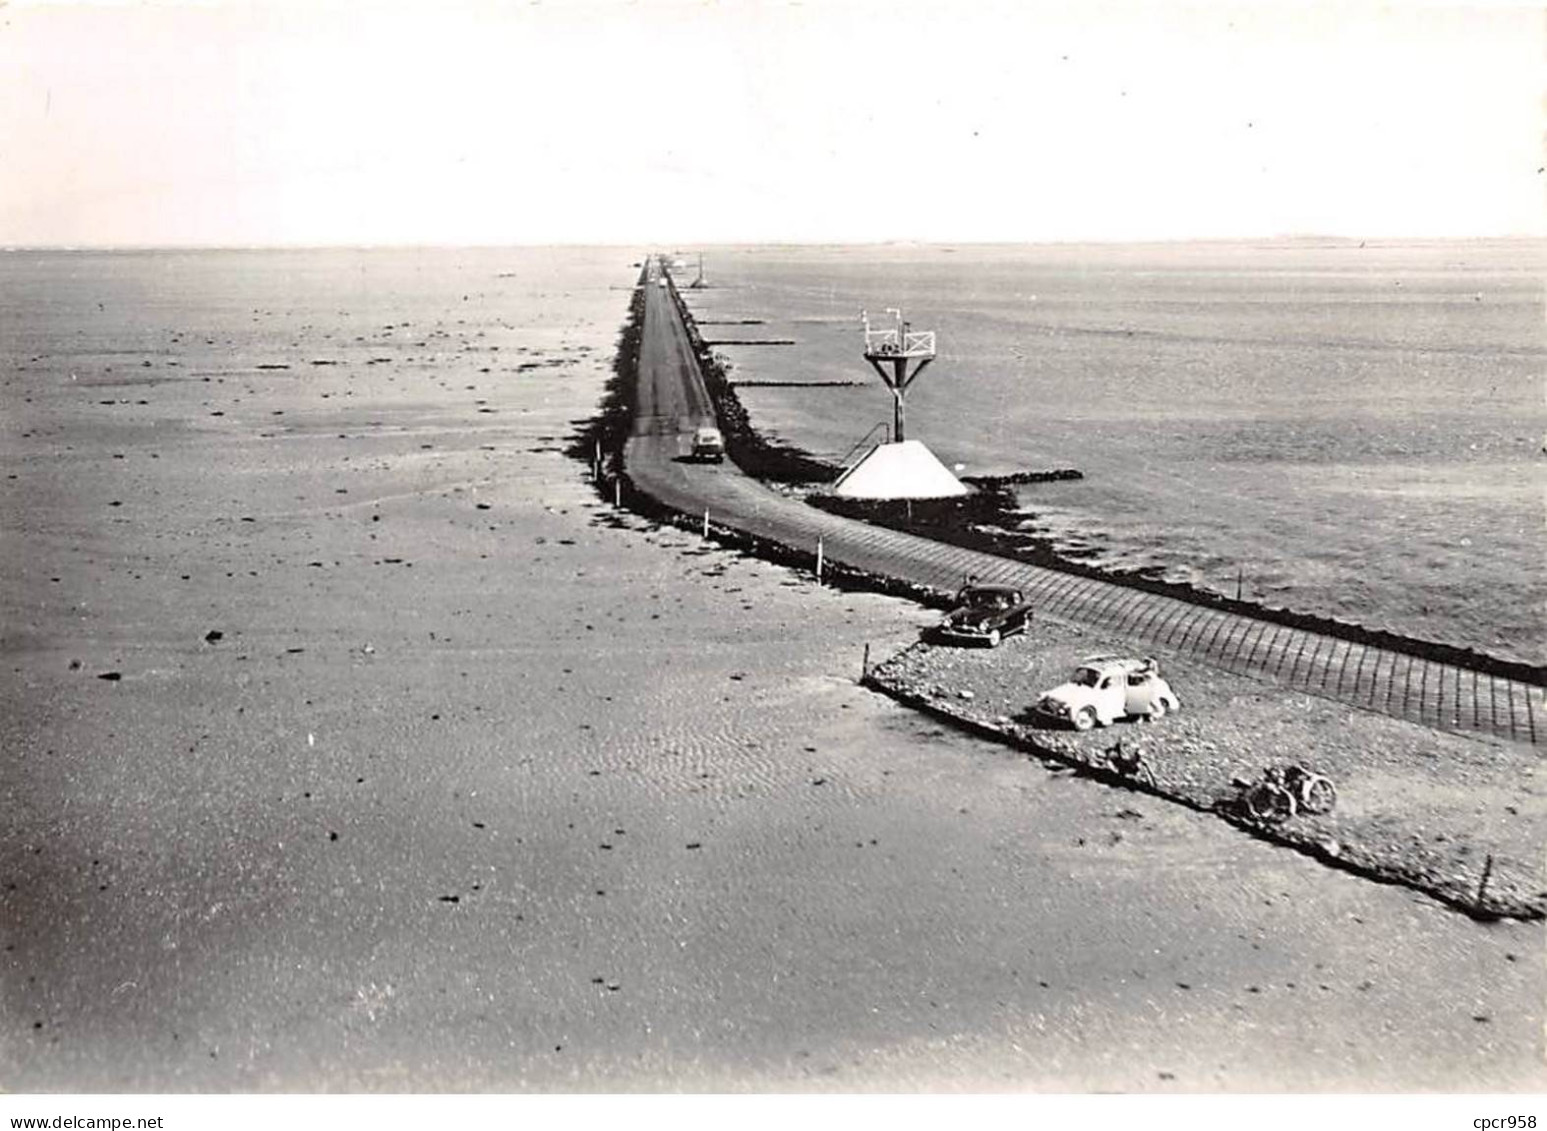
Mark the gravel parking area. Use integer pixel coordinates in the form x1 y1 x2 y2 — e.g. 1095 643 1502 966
868 620 1546 920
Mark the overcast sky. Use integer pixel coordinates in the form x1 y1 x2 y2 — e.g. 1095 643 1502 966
1 0 1541 246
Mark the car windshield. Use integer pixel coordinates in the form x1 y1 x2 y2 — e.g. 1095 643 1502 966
1072 667 1102 687
963 588 1011 609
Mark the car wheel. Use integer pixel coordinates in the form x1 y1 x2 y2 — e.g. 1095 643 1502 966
987 629 1002 648
1148 698 1168 721
1072 707 1098 732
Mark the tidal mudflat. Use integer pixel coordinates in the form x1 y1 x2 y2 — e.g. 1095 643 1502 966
681 240 1545 666
1 249 1540 1090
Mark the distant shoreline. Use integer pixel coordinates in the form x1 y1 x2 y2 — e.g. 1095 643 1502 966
6 234 1544 254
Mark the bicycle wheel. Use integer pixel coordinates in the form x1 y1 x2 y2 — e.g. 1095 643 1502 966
1244 782 1295 823
1300 776 1337 815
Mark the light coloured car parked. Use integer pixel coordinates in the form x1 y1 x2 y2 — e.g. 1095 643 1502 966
690 425 725 463
1034 656 1180 731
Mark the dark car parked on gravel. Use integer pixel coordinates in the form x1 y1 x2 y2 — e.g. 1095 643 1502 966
929 585 1034 647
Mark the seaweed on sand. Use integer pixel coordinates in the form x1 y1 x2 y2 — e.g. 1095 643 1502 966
565 266 647 480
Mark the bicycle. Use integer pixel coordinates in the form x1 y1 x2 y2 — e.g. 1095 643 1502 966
1095 739 1157 788
1229 764 1337 823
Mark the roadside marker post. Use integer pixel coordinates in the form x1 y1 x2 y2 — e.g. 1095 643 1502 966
1476 853 1495 912
614 477 621 508
816 537 824 583
703 508 710 539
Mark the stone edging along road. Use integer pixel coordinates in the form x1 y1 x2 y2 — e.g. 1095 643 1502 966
621 267 1542 746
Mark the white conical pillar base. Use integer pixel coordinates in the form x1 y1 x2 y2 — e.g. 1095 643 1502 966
831 440 969 500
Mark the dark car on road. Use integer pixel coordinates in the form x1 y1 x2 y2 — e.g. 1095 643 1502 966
930 585 1034 647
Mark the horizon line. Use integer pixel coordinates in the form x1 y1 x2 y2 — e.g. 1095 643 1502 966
6 233 1546 253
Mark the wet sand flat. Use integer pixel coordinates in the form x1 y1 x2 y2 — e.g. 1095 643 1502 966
1 250 1541 1090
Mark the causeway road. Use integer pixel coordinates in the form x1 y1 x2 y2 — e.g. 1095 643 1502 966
625 265 1542 747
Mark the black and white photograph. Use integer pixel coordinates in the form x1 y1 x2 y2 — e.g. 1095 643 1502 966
1 0 1542 1118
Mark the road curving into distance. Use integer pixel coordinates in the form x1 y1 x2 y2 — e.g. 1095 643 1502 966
622 260 1542 747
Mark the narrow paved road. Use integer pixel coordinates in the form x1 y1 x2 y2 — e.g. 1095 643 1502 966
625 264 1542 746
637 272 715 437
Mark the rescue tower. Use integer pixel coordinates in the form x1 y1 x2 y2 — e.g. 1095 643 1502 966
830 307 967 500
862 307 934 443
